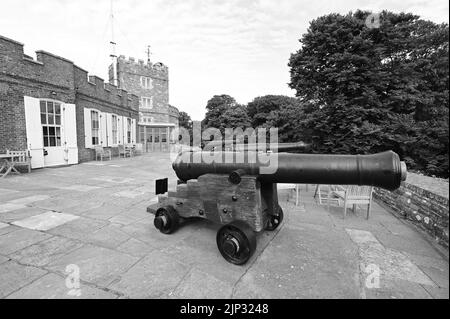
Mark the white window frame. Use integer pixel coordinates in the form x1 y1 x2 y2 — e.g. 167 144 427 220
112 114 118 145
127 118 132 144
91 110 100 146
140 76 153 89
140 96 153 109
40 99 63 148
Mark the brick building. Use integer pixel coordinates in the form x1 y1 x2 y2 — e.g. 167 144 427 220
0 34 139 168
109 56 179 152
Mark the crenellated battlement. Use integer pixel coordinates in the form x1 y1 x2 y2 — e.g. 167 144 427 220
74 65 138 110
117 55 168 75
0 34 138 111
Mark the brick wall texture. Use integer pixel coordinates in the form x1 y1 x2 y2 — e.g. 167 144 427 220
0 34 139 162
374 182 449 248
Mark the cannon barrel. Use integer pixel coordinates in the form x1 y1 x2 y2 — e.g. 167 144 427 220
233 142 310 152
202 141 309 152
172 150 407 191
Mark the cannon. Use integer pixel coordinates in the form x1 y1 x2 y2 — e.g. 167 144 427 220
147 150 407 265
202 140 309 152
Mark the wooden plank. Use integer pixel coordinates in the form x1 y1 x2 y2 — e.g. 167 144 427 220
151 174 270 232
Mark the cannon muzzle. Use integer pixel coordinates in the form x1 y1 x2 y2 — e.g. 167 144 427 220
173 150 407 191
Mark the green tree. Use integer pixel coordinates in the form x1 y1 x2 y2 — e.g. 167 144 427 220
177 110 193 145
288 10 449 177
178 111 192 131
203 95 250 133
247 95 310 142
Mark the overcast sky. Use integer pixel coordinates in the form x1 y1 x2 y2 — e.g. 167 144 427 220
1 0 448 120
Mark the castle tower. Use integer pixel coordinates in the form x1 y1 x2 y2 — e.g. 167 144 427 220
109 55 179 152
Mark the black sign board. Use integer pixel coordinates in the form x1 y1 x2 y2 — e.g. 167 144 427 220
155 178 168 195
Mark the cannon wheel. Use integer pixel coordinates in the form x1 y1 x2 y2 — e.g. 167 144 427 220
216 221 257 265
265 205 284 231
154 206 179 234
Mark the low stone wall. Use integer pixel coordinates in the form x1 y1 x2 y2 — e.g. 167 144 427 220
374 180 449 248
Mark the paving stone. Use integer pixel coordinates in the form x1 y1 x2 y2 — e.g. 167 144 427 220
6 273 117 299
0 255 9 264
30 197 82 212
160 222 259 285
233 224 361 299
81 204 124 220
401 252 449 271
9 195 50 205
91 176 135 184
119 217 200 250
116 238 153 258
59 185 101 192
0 188 20 194
346 229 436 287
375 232 443 259
0 206 49 223
171 268 233 299
0 228 52 255
0 188 25 202
108 251 189 298
109 212 147 225
0 203 26 213
80 225 131 249
365 279 433 299
346 229 385 248
113 189 148 199
418 265 449 288
0 224 21 236
10 236 84 267
422 285 449 299
48 217 109 240
46 245 139 287
58 200 105 216
12 211 79 231
0 261 47 298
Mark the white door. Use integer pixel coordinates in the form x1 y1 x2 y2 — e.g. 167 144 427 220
122 116 128 144
63 104 78 165
117 116 123 145
24 96 44 168
100 112 108 147
131 119 136 144
41 100 65 167
106 113 113 146
84 108 92 148
24 98 78 168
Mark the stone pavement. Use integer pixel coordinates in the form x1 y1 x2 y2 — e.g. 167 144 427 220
0 153 448 299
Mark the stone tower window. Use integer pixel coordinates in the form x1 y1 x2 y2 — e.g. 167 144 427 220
140 76 153 89
140 97 153 109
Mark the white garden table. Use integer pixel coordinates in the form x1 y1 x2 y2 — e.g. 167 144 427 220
0 154 21 178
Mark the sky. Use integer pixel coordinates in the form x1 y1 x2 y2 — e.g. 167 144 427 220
0 0 448 120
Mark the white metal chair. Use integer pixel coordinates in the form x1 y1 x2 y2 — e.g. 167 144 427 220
314 185 340 205
118 144 132 158
7 150 31 173
134 143 143 155
94 146 112 161
278 184 300 206
330 185 373 219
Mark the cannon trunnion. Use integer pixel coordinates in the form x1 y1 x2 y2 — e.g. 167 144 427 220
147 150 407 265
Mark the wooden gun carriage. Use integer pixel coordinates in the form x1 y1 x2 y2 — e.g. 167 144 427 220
147 150 406 265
